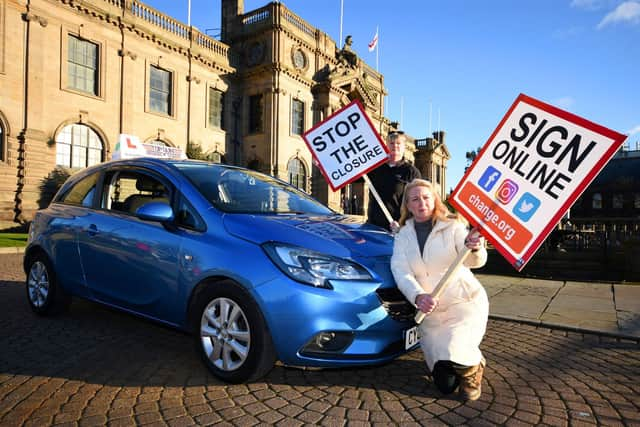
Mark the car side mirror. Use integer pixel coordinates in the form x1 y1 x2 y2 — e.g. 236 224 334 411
136 201 175 223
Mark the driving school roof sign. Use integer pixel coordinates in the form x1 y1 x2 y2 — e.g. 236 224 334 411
112 134 186 160
303 100 389 191
449 94 627 271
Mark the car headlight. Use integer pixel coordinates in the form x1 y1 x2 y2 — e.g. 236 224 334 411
262 243 372 289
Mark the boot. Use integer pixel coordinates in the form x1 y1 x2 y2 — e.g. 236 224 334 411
455 358 485 401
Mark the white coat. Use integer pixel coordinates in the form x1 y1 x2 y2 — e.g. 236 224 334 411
391 216 489 371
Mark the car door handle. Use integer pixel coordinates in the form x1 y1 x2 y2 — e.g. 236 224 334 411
180 254 193 269
85 224 99 236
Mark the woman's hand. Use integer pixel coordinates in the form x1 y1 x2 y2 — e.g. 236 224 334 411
415 293 438 314
464 228 484 251
390 220 400 234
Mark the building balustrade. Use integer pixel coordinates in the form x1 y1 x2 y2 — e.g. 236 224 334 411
131 1 190 38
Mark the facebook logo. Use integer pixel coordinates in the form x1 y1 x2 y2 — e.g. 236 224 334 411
478 166 501 192
512 192 541 222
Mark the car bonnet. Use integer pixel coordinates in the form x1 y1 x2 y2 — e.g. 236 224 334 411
222 213 394 259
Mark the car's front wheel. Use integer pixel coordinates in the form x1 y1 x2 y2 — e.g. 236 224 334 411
25 253 70 315
191 281 276 383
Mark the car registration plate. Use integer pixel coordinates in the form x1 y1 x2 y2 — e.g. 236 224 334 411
404 325 420 350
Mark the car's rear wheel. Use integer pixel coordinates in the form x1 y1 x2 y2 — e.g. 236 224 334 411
26 253 70 315
191 281 276 383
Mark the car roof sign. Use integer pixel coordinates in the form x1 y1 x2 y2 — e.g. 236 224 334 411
112 134 187 160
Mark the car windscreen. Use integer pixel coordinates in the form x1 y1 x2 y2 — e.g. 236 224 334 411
175 163 333 215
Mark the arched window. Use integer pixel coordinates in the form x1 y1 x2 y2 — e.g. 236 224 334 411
56 123 103 168
287 158 306 191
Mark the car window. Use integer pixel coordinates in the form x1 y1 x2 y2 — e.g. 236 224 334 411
175 193 205 231
176 164 332 215
101 170 171 215
60 172 99 207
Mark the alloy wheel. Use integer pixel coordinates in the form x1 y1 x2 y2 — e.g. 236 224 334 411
200 297 251 371
27 261 49 308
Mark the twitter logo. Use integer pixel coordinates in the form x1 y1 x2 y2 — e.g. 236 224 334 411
512 192 540 222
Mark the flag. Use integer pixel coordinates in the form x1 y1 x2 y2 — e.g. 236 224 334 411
368 27 378 52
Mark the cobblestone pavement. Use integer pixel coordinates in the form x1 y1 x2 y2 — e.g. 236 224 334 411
2 254 639 426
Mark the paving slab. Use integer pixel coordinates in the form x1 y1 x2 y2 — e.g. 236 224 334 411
476 274 526 288
543 282 618 332
550 283 615 311
614 285 640 336
477 274 524 298
614 285 640 312
489 294 551 320
484 278 562 320
547 293 615 313
540 310 621 334
563 281 615 298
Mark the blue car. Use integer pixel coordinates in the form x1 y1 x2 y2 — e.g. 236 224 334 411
24 158 418 382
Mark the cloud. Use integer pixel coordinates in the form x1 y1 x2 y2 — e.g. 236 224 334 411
553 97 576 110
597 1 640 28
571 0 608 10
628 125 640 135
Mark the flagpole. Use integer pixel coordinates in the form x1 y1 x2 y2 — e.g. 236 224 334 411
368 27 379 70
339 0 344 45
375 26 379 72
188 0 191 27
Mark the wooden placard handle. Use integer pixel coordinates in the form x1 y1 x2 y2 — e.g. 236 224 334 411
414 247 472 324
363 174 393 225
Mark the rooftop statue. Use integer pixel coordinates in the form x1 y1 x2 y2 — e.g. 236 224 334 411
337 35 358 67
329 35 358 80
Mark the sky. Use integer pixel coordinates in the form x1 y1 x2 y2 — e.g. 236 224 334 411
143 0 640 190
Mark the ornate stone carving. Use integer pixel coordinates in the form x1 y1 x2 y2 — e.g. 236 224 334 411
328 35 358 80
22 13 48 27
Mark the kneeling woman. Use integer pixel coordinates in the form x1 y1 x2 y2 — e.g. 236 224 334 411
390 179 488 400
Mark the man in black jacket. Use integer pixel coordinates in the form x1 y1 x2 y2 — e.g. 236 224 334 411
367 131 421 232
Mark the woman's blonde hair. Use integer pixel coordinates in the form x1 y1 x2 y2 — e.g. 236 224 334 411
399 178 454 226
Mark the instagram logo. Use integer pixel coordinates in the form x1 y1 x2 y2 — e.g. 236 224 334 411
496 179 519 204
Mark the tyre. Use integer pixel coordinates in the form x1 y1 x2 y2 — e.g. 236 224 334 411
25 253 71 315
191 280 276 383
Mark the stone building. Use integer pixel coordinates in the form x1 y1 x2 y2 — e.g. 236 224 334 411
413 131 450 200
568 144 640 241
0 0 444 222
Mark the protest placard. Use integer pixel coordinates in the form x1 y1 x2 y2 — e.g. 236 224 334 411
416 93 628 324
303 101 389 191
449 93 627 270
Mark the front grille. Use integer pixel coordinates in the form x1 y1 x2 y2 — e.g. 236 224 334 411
376 287 416 322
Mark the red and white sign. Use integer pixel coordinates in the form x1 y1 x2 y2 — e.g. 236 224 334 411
303 100 389 191
113 134 186 160
449 94 627 270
